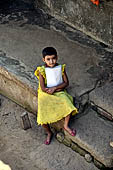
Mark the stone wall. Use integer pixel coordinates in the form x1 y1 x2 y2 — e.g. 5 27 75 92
0 0 34 10
1 0 113 46
34 0 113 47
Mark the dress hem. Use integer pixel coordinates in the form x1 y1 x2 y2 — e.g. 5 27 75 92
37 108 78 125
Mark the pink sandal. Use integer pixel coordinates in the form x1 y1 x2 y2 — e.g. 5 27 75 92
64 127 76 136
44 139 51 145
44 133 53 145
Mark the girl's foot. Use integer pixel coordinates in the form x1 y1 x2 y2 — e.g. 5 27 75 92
64 126 76 136
44 132 53 145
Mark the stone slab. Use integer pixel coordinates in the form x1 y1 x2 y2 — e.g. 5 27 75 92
1 52 113 167
0 24 97 97
0 53 38 114
66 108 113 167
89 82 113 117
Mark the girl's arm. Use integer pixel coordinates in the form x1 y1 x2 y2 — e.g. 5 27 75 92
39 72 48 92
55 69 69 91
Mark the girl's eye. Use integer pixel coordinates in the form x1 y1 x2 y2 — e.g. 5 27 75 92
47 58 50 61
53 57 56 60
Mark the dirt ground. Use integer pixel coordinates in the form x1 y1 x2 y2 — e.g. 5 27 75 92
0 94 99 170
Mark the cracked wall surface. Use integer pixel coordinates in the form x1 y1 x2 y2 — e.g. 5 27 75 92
1 0 113 46
35 0 113 47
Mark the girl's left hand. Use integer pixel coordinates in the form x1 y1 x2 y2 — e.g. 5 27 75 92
46 87 56 94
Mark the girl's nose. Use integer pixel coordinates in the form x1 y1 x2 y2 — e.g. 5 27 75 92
50 59 53 63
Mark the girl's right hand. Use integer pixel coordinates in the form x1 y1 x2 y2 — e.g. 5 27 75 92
46 87 56 94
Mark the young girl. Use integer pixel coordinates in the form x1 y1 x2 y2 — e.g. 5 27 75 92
34 47 78 145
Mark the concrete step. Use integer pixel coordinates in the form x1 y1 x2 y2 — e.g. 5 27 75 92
1 54 113 168
89 82 113 118
66 108 113 168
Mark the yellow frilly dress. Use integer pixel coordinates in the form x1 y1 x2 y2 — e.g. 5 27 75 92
34 64 78 125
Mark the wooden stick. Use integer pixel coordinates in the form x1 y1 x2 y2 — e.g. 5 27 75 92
21 112 31 130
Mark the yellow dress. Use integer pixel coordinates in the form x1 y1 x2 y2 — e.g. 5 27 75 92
34 64 78 125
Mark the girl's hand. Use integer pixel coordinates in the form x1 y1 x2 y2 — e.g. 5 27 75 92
45 88 49 92
46 87 56 94
55 88 63 92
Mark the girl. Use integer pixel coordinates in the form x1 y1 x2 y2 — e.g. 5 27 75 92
34 47 78 145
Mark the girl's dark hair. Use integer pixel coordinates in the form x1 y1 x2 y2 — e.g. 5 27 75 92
42 47 57 58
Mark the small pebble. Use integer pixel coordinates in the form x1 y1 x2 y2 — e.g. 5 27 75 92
85 154 92 163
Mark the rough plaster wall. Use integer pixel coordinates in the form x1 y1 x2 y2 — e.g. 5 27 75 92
1 0 113 46
34 0 113 46
0 0 113 46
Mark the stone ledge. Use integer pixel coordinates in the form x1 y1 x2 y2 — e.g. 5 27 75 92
89 82 113 117
1 54 113 168
56 132 105 169
0 53 38 114
66 108 113 168
52 107 113 168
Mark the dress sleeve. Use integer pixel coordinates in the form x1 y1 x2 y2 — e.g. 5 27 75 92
34 66 46 79
62 64 66 75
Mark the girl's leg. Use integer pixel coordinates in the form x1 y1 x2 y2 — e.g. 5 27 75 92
64 114 76 136
42 124 52 144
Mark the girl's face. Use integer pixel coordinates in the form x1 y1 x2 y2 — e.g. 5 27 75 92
43 55 57 67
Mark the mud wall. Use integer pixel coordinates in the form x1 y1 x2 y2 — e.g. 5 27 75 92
34 0 113 47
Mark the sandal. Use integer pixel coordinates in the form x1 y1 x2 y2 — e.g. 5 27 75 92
64 127 76 136
44 133 53 145
44 139 51 145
